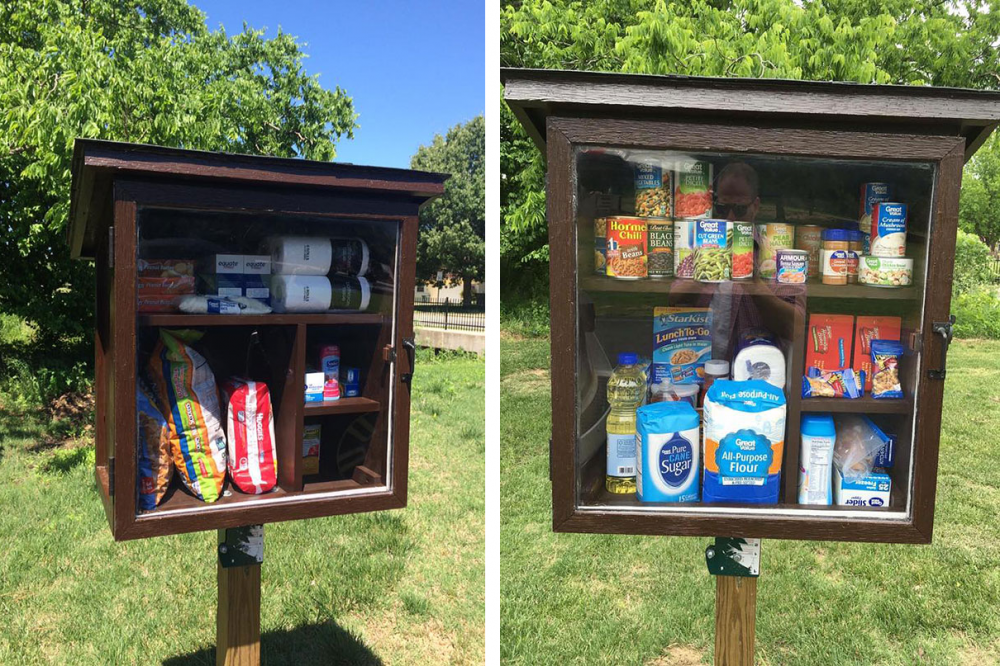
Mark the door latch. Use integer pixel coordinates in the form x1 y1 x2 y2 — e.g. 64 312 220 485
400 337 416 386
928 315 955 380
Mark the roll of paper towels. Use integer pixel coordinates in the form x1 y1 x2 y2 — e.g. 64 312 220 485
732 328 786 388
270 275 332 313
266 236 332 275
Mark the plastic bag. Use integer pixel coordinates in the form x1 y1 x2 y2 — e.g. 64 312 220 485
136 381 173 510
871 340 904 399
802 367 864 399
833 414 892 478
221 378 278 495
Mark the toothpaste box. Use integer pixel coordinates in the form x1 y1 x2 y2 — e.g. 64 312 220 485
302 423 321 475
242 255 272 275
834 466 891 507
198 273 243 298
200 253 243 274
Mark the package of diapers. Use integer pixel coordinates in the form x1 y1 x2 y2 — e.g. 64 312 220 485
220 378 278 495
147 329 228 502
703 379 786 504
136 381 173 510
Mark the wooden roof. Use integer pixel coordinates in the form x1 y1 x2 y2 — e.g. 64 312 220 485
68 139 448 259
502 68 1000 161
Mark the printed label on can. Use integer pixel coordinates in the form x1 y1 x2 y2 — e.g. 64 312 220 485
694 219 732 282
795 226 824 279
634 164 672 217
647 219 674 278
673 219 696 278
732 221 754 279
870 203 907 257
822 248 849 278
605 217 647 279
594 217 607 275
755 223 795 279
674 160 713 218
775 249 808 284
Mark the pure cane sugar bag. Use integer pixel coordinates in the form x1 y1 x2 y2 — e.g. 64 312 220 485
221 378 278 495
703 379 786 504
136 382 173 510
635 401 700 503
148 329 228 502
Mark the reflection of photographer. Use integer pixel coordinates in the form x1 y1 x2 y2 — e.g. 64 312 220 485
715 162 760 223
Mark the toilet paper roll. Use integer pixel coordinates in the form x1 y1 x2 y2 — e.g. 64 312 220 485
732 341 786 388
270 275 332 313
265 236 333 275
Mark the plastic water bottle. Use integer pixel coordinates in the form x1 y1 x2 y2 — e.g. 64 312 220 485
606 352 646 494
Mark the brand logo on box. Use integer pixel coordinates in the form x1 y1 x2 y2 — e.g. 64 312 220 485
658 433 694 488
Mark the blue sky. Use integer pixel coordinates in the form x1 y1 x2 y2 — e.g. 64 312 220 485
194 0 485 168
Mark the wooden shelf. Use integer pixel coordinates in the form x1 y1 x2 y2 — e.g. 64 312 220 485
138 312 387 327
580 275 919 300
303 397 381 416
800 395 912 414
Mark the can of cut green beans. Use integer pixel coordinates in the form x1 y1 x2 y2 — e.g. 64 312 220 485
646 217 674 278
694 219 732 283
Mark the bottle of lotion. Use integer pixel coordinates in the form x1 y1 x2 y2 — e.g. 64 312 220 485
799 413 836 505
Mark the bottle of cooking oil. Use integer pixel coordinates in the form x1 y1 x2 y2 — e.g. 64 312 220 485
606 352 645 494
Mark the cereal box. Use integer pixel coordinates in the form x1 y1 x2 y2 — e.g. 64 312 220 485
653 307 713 385
605 216 647 279
805 314 854 371
853 316 901 391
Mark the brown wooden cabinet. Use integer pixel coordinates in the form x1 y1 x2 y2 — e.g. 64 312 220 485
503 68 1000 543
69 140 446 540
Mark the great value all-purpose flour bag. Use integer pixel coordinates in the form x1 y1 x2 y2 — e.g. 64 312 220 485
703 379 786 504
148 329 227 502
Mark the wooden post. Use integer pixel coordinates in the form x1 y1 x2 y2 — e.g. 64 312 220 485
217 527 263 666
714 575 756 666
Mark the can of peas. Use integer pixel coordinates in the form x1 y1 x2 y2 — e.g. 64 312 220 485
694 219 732 283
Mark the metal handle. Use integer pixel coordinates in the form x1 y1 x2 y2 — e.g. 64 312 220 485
928 315 955 380
401 337 416 385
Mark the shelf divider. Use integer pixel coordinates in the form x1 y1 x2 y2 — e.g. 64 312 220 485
303 397 381 416
139 312 387 327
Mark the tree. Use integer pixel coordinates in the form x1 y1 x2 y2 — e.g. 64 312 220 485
0 0 358 353
410 116 485 307
960 133 1000 252
500 0 1000 285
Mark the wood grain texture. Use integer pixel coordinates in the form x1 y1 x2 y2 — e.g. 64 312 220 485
111 194 137 538
216 546 261 666
302 397 381 416
715 576 756 666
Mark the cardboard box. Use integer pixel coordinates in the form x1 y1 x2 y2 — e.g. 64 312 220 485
302 423 321 476
853 316 902 391
242 274 270 302
806 314 854 371
200 253 243 274
198 273 243 298
834 466 891 507
243 255 272 275
305 372 325 403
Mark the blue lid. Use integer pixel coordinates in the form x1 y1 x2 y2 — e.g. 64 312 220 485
801 413 835 437
823 228 850 242
848 230 865 241
618 352 638 365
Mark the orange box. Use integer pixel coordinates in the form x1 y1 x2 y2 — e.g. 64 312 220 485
853 316 902 391
806 314 854 371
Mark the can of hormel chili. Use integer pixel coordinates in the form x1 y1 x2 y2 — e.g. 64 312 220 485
605 216 647 279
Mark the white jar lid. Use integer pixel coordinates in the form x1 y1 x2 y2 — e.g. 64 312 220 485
705 359 730 376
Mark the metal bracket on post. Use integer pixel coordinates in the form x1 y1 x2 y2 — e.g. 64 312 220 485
218 524 264 568
706 537 761 577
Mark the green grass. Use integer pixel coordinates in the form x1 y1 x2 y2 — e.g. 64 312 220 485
0 347 484 665
500 330 1000 665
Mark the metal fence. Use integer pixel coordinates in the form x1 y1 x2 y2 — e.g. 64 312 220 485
990 257 1000 282
413 298 485 332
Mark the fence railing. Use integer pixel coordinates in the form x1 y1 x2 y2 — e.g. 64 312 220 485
414 298 485 332
989 257 1000 282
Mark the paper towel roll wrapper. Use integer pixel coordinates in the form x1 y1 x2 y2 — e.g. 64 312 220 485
270 275 332 313
732 338 786 388
266 236 332 275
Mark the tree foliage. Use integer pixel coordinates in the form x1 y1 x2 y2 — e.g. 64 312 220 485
0 0 358 350
960 133 1000 251
500 0 1000 278
410 116 485 306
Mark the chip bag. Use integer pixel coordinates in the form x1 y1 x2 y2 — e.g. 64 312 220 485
136 381 173 510
870 340 904 399
148 329 227 502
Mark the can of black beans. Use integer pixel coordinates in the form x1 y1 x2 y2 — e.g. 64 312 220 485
646 217 674 278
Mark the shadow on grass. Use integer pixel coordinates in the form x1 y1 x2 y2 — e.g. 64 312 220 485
162 620 384 666
41 446 91 474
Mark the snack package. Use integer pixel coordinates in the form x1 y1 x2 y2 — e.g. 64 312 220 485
853 316 901 391
147 329 228 502
136 382 173 510
870 340 904 399
833 414 892 478
221 378 278 495
805 314 854 371
802 367 864 399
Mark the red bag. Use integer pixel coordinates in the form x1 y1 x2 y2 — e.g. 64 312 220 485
221 378 278 494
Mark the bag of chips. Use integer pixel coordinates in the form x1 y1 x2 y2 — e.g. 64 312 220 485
220 378 278 495
802 367 864 399
870 340 904 399
147 329 228 502
136 381 173 510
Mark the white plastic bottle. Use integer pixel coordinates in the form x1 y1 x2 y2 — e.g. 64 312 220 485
799 413 836 505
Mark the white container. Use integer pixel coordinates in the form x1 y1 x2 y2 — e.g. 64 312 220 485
798 414 836 505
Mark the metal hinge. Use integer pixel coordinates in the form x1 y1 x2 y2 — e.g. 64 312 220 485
909 330 923 353
549 438 554 481
383 344 396 363
108 457 115 497
107 226 114 268
706 537 761 577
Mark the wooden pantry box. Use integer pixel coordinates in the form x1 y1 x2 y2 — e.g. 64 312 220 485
502 68 1000 543
69 139 446 540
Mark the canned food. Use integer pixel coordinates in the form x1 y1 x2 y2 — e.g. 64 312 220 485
755 223 795 279
731 221 754 280
795 225 824 279
775 249 808 284
647 217 674 278
594 217 607 275
869 203 907 257
674 160 713 219
859 256 913 287
859 183 893 253
605 216 648 279
673 219 697 279
634 163 672 217
694 219 732 283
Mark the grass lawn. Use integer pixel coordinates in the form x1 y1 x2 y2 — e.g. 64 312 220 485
501 331 1000 666
0 348 484 665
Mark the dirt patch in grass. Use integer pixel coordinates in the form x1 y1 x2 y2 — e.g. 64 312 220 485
646 644 707 665
500 368 549 394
